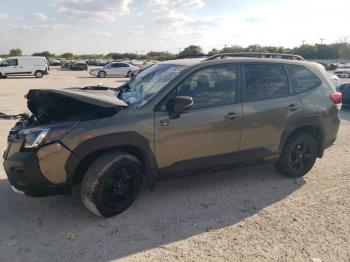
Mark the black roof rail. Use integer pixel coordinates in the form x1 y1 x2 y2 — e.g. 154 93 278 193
204 52 305 61
171 54 209 60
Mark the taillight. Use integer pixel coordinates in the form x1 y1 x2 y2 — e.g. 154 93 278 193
329 92 342 110
329 92 342 104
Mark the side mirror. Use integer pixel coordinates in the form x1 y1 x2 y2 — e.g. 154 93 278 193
166 96 193 119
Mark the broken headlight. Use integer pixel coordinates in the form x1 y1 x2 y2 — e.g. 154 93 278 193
19 122 76 149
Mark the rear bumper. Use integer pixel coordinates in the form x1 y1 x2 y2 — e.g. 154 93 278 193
3 144 70 197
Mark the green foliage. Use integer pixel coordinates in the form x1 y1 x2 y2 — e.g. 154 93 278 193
178 45 204 56
60 52 75 60
146 51 174 61
32 51 56 58
9 48 22 56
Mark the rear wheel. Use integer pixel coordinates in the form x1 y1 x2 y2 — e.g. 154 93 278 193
275 132 317 177
34 70 44 78
81 152 142 217
98 71 106 78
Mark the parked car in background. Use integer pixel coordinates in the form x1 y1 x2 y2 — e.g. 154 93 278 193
131 62 155 77
337 83 350 106
334 64 350 78
71 61 88 71
48 58 61 66
329 73 341 88
0 56 49 78
89 62 138 78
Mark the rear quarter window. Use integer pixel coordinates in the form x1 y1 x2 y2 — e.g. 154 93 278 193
286 65 322 94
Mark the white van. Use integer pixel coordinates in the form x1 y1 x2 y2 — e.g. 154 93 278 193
0 56 49 78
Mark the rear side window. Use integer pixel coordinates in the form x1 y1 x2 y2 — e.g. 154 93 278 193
286 65 322 93
244 64 289 101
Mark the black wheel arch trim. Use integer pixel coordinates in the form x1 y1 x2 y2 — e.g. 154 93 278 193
279 116 325 157
65 132 159 190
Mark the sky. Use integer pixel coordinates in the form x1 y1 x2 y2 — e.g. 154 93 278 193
0 0 349 55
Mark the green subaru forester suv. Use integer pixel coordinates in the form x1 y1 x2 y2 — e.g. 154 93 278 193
3 53 341 217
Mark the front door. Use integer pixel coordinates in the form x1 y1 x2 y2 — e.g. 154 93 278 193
1 59 20 75
154 64 243 175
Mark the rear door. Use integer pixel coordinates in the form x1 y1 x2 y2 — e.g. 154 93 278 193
240 63 303 161
154 64 243 174
109 63 121 76
118 63 131 76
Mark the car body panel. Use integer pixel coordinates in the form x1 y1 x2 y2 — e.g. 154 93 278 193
154 103 243 170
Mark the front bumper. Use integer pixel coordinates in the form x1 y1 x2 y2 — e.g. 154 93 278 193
89 71 98 76
3 141 71 197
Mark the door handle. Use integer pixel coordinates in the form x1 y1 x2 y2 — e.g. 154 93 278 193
287 104 299 111
224 112 238 120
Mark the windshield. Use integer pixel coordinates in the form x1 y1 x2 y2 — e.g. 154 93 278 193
119 63 187 106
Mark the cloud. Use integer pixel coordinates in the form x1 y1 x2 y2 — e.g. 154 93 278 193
6 23 66 31
55 0 132 21
149 0 205 10
246 16 260 23
92 31 112 37
32 12 49 21
0 13 8 19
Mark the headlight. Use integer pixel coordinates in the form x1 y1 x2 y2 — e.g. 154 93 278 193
19 122 76 149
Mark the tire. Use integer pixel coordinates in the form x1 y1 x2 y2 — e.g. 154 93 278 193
126 71 132 78
81 152 142 217
275 132 317 177
34 70 44 78
98 71 106 78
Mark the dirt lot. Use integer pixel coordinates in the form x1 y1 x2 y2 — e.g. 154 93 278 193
0 69 349 262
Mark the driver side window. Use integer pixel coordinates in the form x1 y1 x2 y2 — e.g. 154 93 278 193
176 65 237 109
4 59 18 67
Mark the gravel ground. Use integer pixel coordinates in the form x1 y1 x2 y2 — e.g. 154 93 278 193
0 69 349 262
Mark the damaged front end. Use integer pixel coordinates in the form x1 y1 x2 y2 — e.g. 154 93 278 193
3 86 127 196
8 87 127 142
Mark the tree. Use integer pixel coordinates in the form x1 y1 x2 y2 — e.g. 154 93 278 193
146 51 174 61
178 45 203 57
338 44 350 59
60 52 75 59
9 48 22 56
208 48 220 56
32 51 56 58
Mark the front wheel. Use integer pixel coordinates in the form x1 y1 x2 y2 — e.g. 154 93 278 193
81 152 142 217
126 71 132 78
34 70 44 78
275 132 317 177
98 71 106 78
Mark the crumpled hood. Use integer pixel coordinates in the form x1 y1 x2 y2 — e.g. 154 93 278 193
29 88 128 108
26 87 127 124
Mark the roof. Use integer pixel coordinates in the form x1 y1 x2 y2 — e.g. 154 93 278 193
159 57 316 69
6 56 46 59
159 58 205 66
205 52 304 61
